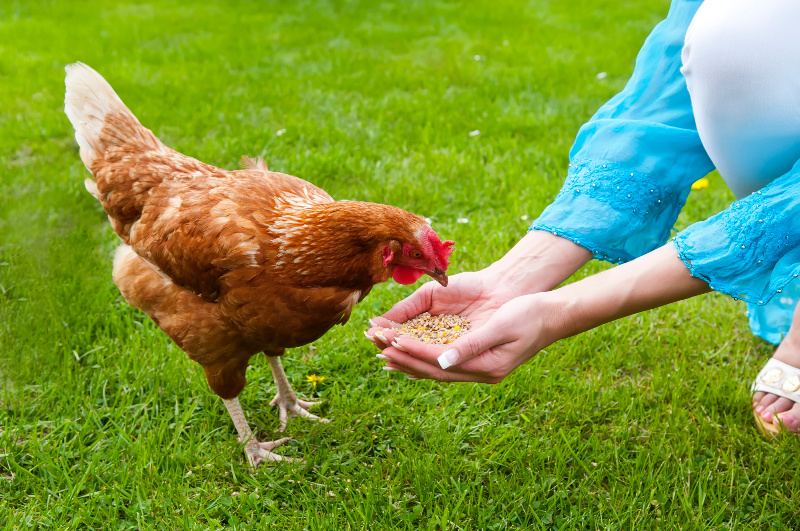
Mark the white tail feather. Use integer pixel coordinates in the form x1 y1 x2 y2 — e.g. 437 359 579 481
83 178 100 199
64 62 134 170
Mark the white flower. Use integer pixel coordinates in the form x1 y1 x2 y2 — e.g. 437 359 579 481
474 55 481 61
276 128 286 136
469 130 480 137
425 217 433 225
520 215 528 221
595 72 607 80
457 218 469 224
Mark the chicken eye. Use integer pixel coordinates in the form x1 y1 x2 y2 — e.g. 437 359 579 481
409 249 423 259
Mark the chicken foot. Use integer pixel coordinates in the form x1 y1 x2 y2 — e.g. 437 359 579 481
222 397 298 468
267 356 330 432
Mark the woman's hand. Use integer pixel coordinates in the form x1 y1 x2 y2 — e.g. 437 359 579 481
366 270 529 383
365 231 592 382
370 293 559 383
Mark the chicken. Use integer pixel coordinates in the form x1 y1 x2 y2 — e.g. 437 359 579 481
63 63 454 468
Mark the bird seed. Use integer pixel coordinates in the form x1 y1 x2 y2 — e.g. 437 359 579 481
394 312 470 344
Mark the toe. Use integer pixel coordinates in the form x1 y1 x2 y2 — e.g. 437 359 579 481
775 401 800 432
277 407 289 431
752 391 767 408
297 399 320 409
295 407 322 421
259 437 292 451
761 397 795 423
246 450 265 469
755 392 780 415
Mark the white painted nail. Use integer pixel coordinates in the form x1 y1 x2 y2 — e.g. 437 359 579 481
376 354 390 361
368 319 378 327
382 367 400 372
375 332 389 346
363 331 376 343
407 376 420 380
391 341 408 352
437 349 460 370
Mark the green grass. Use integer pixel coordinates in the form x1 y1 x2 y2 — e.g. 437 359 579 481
2 0 799 528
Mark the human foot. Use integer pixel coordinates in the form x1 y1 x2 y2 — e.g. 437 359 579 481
752 339 800 433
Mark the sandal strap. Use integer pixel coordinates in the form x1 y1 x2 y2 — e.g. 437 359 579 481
751 358 800 403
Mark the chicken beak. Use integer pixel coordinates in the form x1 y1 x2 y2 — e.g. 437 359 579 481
428 267 448 287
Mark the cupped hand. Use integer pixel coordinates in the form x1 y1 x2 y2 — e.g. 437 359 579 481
366 269 519 348
367 282 560 383
363 232 593 382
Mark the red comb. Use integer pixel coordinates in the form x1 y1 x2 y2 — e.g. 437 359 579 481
424 226 455 269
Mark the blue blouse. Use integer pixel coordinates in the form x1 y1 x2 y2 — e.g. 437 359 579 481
532 0 800 343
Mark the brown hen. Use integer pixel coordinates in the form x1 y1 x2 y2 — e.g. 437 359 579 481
64 63 454 467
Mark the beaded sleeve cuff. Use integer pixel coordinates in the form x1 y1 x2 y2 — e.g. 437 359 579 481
532 159 693 264
674 168 800 305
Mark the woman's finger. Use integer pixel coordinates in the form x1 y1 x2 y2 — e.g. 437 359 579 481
383 359 496 383
382 335 445 365
375 282 436 324
390 318 513 371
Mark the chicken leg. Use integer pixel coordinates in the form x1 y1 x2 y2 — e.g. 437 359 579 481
267 356 330 431
222 397 297 468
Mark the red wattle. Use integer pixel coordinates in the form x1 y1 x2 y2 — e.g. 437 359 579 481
392 265 425 285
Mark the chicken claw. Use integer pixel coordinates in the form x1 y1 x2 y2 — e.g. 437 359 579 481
267 356 330 431
244 437 300 468
223 397 299 469
270 393 330 432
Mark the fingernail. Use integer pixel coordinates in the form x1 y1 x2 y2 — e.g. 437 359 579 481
407 376 420 380
376 354 390 361
364 331 377 343
375 332 389 346
382 367 400 372
437 349 459 370
368 319 378 327
391 341 409 353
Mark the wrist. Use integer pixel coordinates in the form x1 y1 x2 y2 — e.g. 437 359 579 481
484 230 592 294
511 292 572 356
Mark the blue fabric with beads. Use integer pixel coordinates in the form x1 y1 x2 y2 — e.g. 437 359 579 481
533 0 713 263
531 0 800 344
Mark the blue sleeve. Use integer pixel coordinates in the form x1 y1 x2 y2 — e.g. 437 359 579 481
532 0 714 264
674 159 800 305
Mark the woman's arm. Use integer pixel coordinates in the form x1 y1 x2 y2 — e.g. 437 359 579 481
547 241 711 339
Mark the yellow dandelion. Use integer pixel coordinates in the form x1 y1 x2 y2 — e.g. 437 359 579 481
691 178 710 190
306 374 325 389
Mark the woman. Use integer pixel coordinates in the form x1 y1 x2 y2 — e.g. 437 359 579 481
366 0 800 434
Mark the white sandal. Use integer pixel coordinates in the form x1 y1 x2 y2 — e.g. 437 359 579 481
751 358 800 435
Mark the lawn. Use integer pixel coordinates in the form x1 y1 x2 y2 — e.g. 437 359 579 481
2 0 799 529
